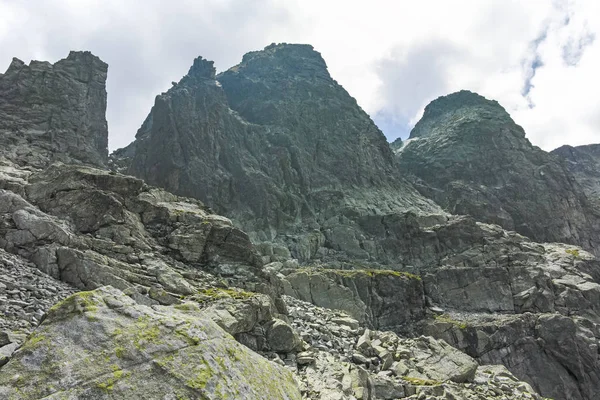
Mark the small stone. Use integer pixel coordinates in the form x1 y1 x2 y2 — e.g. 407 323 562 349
352 352 369 364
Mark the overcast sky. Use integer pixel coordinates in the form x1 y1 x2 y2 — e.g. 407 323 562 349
1 0 598 151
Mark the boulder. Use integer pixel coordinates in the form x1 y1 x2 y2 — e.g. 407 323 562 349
0 286 302 399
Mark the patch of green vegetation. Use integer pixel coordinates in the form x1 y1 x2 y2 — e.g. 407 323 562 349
226 346 242 362
25 332 46 347
95 368 130 392
175 322 202 346
566 248 581 258
434 314 468 330
196 287 255 301
154 353 175 369
175 391 191 400
185 361 214 390
174 303 200 312
327 268 422 281
402 376 442 386
131 316 162 349
48 290 99 316
115 345 126 358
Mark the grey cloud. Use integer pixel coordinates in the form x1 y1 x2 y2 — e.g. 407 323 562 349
562 30 595 66
373 40 465 140
521 29 548 102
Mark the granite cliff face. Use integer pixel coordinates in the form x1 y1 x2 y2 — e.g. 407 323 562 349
0 51 109 167
2 48 600 400
553 144 600 207
396 90 600 256
115 44 443 263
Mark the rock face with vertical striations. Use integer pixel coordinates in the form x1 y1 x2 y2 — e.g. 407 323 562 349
115 44 443 263
552 143 600 208
0 51 109 167
396 90 600 255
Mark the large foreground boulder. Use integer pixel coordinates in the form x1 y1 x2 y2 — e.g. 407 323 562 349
0 286 302 399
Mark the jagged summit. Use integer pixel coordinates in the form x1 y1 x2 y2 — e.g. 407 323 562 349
185 56 216 80
115 43 442 262
0 50 108 167
233 43 329 78
390 137 404 152
217 43 342 127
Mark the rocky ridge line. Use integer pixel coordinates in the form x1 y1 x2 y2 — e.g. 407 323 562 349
2 49 599 399
396 90 600 257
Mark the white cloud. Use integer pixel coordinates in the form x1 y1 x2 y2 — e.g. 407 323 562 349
0 0 598 151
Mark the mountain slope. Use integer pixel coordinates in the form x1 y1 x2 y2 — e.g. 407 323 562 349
115 43 443 262
553 143 600 207
0 51 552 400
396 90 600 255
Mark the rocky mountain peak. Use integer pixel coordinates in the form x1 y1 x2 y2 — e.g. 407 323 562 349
410 90 513 139
0 51 108 167
4 57 25 74
186 55 216 80
3 43 600 400
397 90 600 256
552 143 600 205
236 43 329 78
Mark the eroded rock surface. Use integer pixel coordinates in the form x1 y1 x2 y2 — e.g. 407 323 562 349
553 143 600 208
396 90 600 256
0 287 302 399
0 51 108 167
3 47 600 400
115 43 443 264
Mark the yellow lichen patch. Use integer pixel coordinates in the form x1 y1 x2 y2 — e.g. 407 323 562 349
132 316 162 349
47 290 101 317
194 287 255 301
95 367 130 392
185 362 214 390
24 332 46 348
174 303 201 312
402 376 442 386
434 314 468 329
566 248 581 258
115 346 126 358
301 267 422 281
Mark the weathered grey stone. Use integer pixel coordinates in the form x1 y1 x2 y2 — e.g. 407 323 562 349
0 52 108 167
0 287 302 399
284 268 425 334
553 143 600 208
424 312 600 400
396 90 600 256
267 318 302 352
114 44 442 264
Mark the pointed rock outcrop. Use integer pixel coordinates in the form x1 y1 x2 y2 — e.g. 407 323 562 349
0 51 108 167
114 43 442 262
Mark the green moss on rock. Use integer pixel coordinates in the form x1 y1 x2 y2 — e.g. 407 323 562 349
434 314 469 329
0 286 302 399
403 376 442 386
